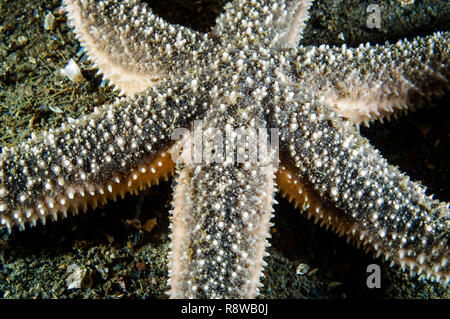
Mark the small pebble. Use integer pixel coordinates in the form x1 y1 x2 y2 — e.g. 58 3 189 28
296 263 310 276
17 35 28 46
60 59 84 82
66 264 83 289
44 11 56 31
66 264 94 290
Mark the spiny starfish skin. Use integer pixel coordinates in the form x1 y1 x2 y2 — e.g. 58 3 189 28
0 0 449 298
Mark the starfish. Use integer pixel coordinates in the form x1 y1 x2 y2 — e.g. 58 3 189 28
0 0 449 298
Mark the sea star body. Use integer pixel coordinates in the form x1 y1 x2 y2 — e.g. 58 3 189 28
0 0 449 298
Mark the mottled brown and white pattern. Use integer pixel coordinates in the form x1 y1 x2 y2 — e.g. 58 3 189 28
0 0 449 298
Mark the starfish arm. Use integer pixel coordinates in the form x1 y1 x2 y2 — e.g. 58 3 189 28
0 80 204 232
168 133 276 298
212 0 313 49
290 31 449 125
64 0 212 95
273 97 449 283
167 93 277 298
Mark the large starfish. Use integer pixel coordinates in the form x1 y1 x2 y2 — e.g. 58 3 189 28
0 0 449 298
